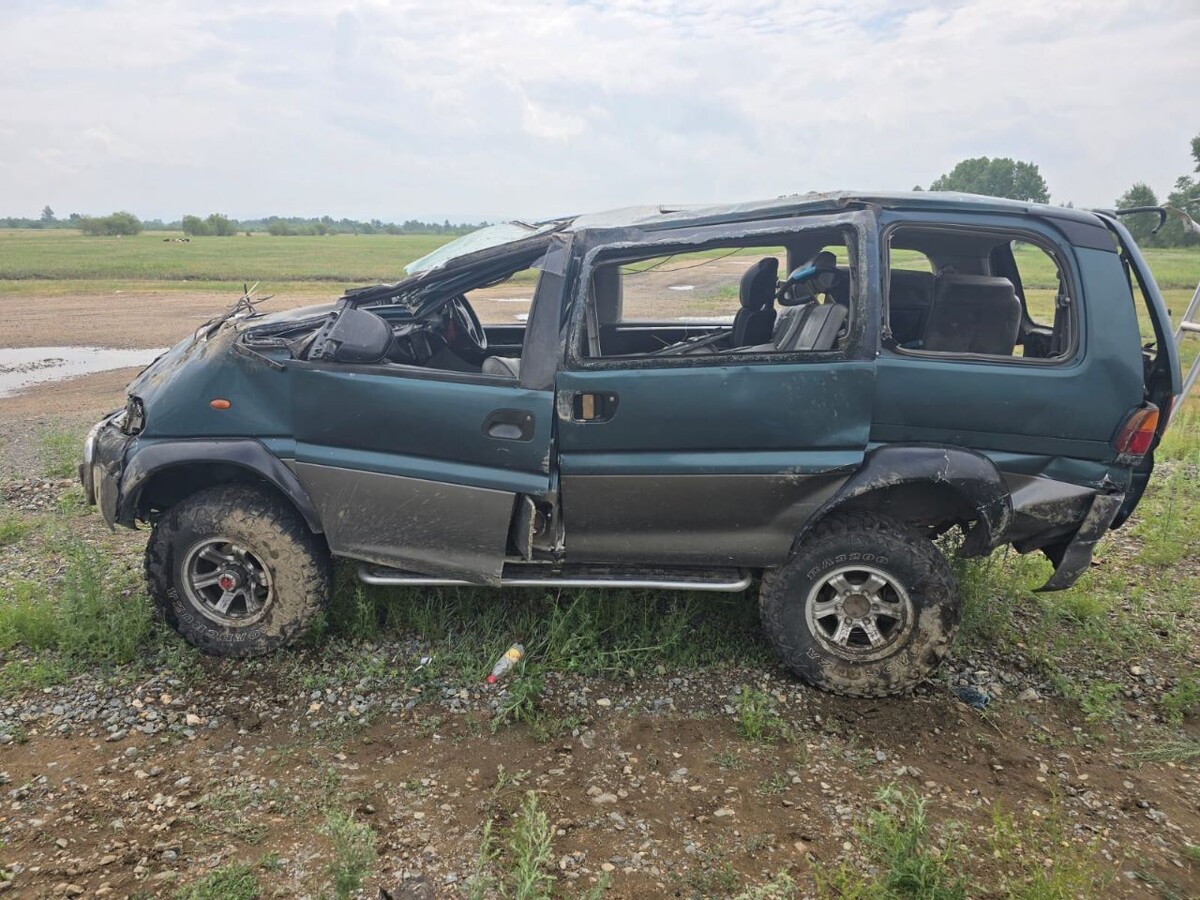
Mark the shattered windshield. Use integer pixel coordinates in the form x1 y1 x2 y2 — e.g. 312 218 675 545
404 221 564 275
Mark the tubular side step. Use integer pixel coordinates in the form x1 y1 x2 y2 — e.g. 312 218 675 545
358 562 753 593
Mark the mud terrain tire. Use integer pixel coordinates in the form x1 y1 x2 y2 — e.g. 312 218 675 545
145 484 331 657
759 511 959 697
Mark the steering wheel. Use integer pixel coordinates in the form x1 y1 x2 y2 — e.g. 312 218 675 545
446 296 488 361
776 251 845 304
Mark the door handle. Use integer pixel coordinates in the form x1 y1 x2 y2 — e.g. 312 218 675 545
483 409 535 442
571 392 619 423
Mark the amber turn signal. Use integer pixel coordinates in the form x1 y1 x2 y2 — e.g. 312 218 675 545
1112 404 1159 456
209 398 232 410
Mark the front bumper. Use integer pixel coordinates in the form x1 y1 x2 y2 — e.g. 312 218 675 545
79 412 133 528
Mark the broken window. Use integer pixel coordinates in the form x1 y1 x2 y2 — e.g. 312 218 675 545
573 228 856 362
885 226 1075 361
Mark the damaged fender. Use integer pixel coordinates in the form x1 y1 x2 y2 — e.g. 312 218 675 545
117 440 323 532
793 444 1012 556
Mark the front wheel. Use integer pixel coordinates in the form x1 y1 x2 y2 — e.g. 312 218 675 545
759 511 960 697
145 485 331 657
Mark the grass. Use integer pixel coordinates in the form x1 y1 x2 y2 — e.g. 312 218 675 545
316 575 771 687
734 685 794 743
818 785 967 900
322 809 377 900
174 862 262 900
1080 682 1123 724
1162 675 1200 725
734 872 799 899
818 785 1110 899
467 791 558 900
0 541 151 667
0 516 32 546
0 229 449 283
40 428 83 479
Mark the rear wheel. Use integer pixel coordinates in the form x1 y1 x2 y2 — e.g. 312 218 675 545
145 484 331 657
759 511 960 697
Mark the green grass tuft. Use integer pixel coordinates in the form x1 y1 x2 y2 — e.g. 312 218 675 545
817 785 966 899
735 685 794 744
322 809 377 900
39 429 82 479
174 862 261 900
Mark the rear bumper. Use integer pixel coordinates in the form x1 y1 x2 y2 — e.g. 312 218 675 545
1035 491 1125 592
79 413 132 529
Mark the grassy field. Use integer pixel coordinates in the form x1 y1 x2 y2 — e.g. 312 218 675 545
3 228 1199 288
0 229 448 284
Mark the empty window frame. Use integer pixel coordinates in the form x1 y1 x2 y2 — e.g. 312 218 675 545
885 225 1076 361
572 228 857 364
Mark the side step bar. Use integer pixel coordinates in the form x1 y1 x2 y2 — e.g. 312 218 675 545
358 562 753 593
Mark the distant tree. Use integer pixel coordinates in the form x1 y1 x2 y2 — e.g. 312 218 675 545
205 213 236 236
78 211 143 236
929 157 1050 203
40 205 55 224
181 214 210 237
1115 183 1162 246
106 211 142 235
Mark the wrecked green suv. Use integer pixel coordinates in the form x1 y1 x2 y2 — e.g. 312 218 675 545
81 192 1192 697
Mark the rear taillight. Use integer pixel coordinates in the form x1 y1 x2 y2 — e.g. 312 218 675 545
1113 404 1160 456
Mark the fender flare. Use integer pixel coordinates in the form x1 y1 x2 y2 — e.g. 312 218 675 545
117 439 323 532
796 444 1012 555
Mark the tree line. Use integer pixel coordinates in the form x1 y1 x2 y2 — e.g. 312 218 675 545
0 208 487 237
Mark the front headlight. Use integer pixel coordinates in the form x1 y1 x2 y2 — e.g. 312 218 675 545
82 421 101 466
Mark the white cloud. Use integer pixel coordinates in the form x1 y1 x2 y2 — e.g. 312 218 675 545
0 0 1196 220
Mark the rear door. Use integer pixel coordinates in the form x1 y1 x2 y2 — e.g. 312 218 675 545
554 211 880 566
873 213 1145 468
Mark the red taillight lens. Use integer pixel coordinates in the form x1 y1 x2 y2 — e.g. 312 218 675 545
1113 404 1160 456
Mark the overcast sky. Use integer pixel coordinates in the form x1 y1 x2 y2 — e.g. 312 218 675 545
1 0 1197 223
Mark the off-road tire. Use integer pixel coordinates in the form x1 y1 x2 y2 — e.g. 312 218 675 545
759 511 959 697
145 484 331 657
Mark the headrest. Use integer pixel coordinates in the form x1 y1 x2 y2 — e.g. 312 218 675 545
739 257 779 311
812 250 837 271
934 274 1018 306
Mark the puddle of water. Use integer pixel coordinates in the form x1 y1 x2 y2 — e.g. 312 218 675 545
0 346 167 398
667 284 696 291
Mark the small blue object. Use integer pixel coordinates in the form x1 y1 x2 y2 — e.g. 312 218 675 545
953 685 990 709
788 264 816 282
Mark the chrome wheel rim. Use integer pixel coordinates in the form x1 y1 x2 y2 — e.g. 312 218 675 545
805 565 914 661
181 537 273 625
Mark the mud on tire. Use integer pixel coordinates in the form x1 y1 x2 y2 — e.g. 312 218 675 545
145 484 331 657
759 511 960 698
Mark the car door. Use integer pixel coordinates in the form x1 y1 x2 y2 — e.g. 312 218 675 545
287 296 558 584
554 211 880 567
